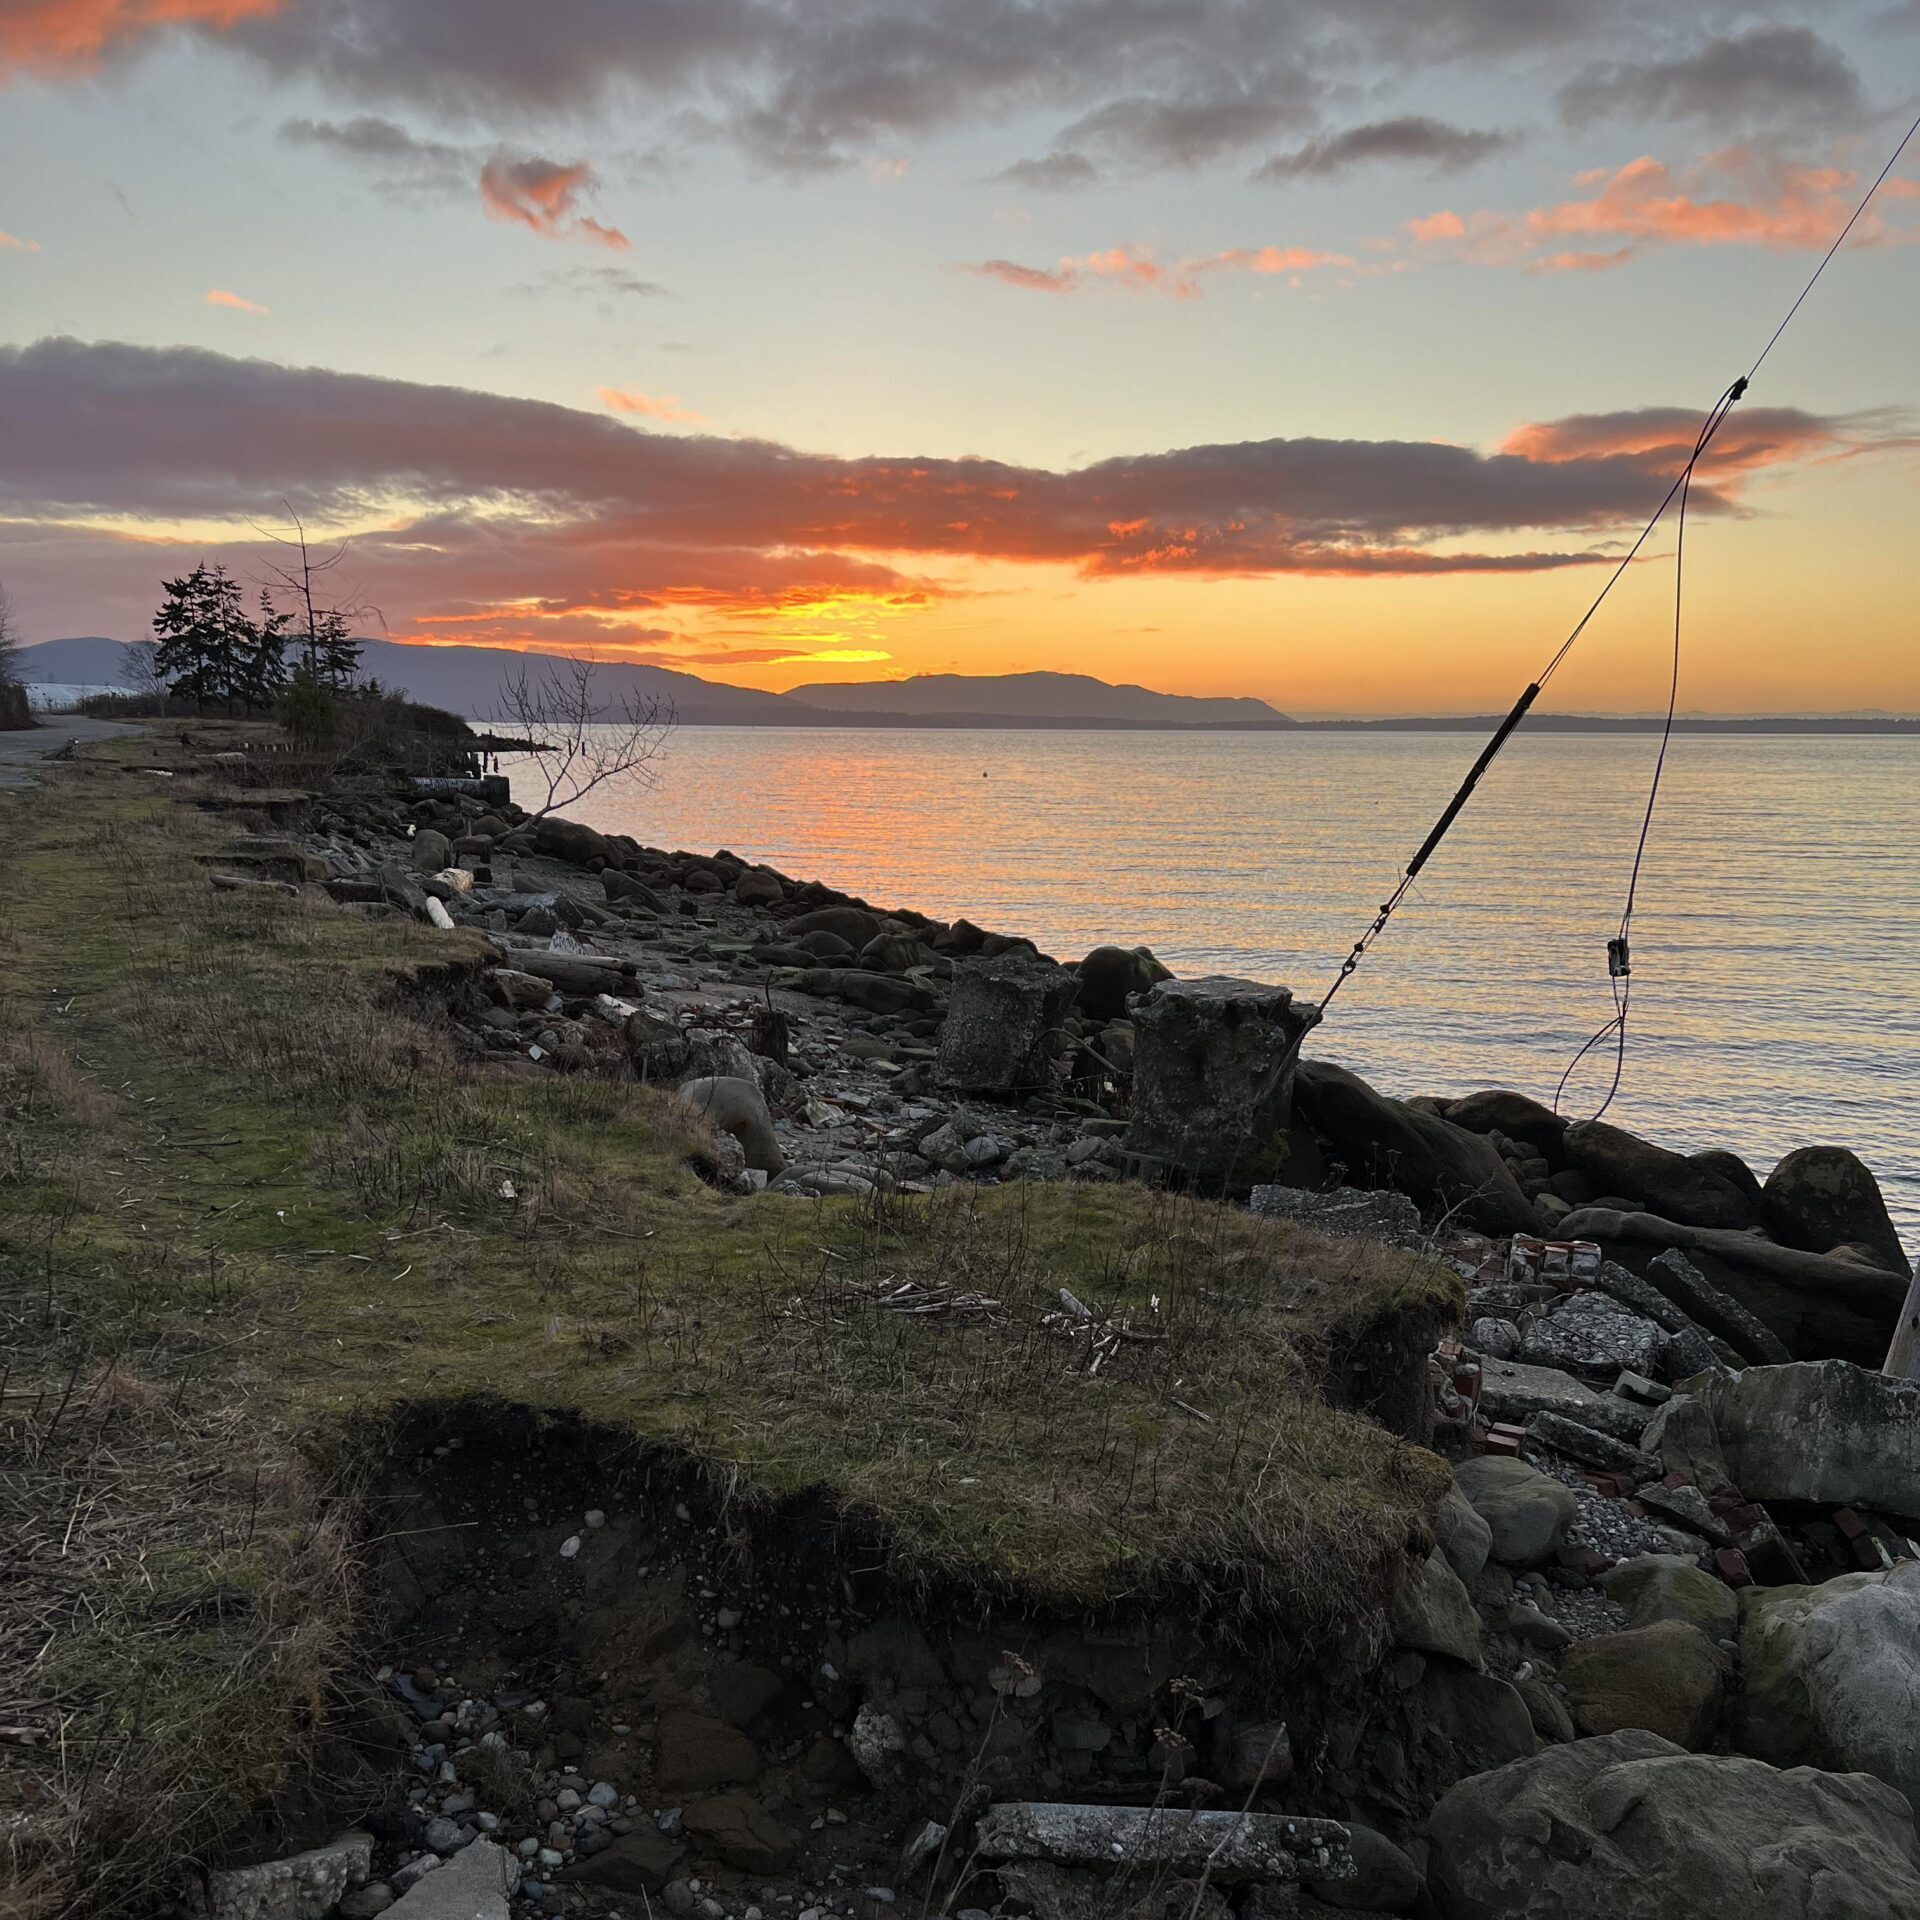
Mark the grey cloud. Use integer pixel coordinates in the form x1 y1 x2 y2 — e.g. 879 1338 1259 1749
994 150 1102 190
144 0 1642 176
1253 116 1515 182
277 114 473 197
510 265 672 302
0 337 1813 586
1558 26 1865 131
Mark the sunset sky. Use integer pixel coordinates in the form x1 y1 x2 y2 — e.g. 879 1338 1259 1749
2 2 1917 713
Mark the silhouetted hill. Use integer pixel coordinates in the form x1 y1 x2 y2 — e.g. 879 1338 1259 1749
786 670 1293 726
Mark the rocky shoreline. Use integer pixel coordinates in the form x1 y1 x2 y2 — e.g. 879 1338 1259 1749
190 768 1920 1920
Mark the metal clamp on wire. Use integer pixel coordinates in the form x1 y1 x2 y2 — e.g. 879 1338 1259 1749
1607 937 1632 980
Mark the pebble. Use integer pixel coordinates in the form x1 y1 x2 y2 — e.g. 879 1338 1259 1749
559 1534 582 1559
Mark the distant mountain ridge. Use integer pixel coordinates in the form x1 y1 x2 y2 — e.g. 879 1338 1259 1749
784 670 1292 726
16 639 1295 728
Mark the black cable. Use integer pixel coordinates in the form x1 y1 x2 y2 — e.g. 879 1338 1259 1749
1314 109 1920 1046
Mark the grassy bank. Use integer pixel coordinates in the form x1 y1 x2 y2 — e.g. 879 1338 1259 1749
0 727 1458 1913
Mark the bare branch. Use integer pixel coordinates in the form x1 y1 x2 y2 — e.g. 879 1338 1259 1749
491 658 674 818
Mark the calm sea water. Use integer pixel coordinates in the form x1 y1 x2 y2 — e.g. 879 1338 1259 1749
527 727 1920 1244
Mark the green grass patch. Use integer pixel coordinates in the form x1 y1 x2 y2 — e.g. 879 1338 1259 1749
0 731 1461 1911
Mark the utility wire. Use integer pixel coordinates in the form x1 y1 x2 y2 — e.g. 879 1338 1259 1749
1313 109 1920 1084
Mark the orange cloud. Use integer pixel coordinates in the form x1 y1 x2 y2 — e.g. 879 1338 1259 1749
0 228 40 251
480 153 628 250
205 286 267 313
0 0 278 76
597 386 705 425
1499 404 1907 476
970 239 1352 298
1410 148 1920 273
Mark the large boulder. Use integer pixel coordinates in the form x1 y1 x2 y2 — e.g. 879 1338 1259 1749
1560 1119 1759 1229
1558 1621 1726 1748
1426 1730 1920 1920
1391 1547 1483 1666
1599 1555 1737 1640
1451 1457 1576 1568
680 1794 796 1874
1075 944 1171 1020
1125 977 1316 1188
1736 1564 1920 1815
1695 1361 1920 1517
936 952 1080 1093
1433 1482 1493 1584
1294 1060 1536 1234
1444 1089 1567 1157
786 905 883 949
530 815 609 867
677 1077 784 1175
1764 1145 1910 1276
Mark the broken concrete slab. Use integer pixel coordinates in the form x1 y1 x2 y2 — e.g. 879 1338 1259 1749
1126 977 1317 1188
1472 1356 1650 1444
385 1839 518 1920
1696 1361 1920 1518
935 952 1079 1092
206 1833 373 1920
974 1801 1354 1885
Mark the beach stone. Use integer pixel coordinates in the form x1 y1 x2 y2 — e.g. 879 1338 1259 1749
653 1708 761 1793
1696 1360 1920 1516
1434 1482 1492 1583
678 1076 784 1175
1560 1119 1759 1229
1452 1457 1577 1567
1304 1826 1422 1913
787 905 883 948
603 870 664 912
1444 1089 1566 1157
562 1830 687 1895
1294 1060 1535 1233
206 1832 374 1920
1735 1564 1920 1813
1426 1729 1920 1920
1074 944 1171 1020
935 951 1079 1093
1763 1145 1910 1274
1558 1621 1725 1747
680 1794 796 1873
734 867 783 907
792 968 922 1015
410 829 452 873
530 816 608 867
1123 977 1315 1188
1599 1555 1736 1640
1391 1548 1482 1666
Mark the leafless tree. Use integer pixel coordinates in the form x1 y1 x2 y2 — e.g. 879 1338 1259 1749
250 503 377 685
493 657 674 818
118 639 166 699
0 581 21 684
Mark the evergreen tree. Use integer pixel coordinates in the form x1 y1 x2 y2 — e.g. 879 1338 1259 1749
151 562 267 712
307 604 363 688
248 590 292 706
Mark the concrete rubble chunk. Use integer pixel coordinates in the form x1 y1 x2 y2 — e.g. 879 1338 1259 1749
1646 1248 1792 1366
1472 1356 1649 1444
385 1838 518 1920
1526 1409 1660 1485
973 1801 1354 1885
1125 977 1317 1187
205 1833 374 1920
1248 1184 1422 1245
1696 1360 1920 1517
934 952 1079 1093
